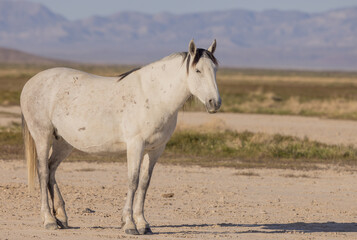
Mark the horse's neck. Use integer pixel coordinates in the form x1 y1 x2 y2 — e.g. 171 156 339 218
140 56 190 115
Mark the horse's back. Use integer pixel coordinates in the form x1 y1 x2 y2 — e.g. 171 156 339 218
21 67 116 109
21 67 113 129
22 67 110 93
21 67 83 102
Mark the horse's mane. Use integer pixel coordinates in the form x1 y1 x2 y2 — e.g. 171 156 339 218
117 49 218 81
117 67 141 81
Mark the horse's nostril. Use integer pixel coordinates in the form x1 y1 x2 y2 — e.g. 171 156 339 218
206 98 220 113
208 99 215 107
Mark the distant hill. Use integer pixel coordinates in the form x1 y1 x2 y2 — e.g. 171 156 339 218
0 0 357 70
0 47 59 64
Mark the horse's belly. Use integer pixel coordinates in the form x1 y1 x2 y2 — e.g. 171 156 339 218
61 131 127 153
53 116 126 153
74 139 127 153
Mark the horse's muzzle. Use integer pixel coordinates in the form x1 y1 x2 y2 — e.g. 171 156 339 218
205 97 221 113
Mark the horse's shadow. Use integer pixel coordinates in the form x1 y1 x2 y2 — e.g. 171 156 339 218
153 222 357 235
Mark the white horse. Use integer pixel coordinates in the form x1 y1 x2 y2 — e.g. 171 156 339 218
21 39 221 235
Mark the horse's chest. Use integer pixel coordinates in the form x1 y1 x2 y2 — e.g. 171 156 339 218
141 114 177 149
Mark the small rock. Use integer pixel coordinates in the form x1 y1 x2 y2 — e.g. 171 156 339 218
83 208 95 213
162 193 174 198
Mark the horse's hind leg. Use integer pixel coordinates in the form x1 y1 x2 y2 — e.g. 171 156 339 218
30 128 58 229
48 137 73 229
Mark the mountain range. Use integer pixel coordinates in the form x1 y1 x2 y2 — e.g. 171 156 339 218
1 0 357 70
0 47 62 64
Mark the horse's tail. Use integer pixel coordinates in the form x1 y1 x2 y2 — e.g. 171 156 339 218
22 114 37 192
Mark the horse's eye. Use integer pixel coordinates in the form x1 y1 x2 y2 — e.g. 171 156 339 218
196 69 201 73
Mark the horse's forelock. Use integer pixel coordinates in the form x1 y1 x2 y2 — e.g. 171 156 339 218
192 48 218 67
181 49 218 75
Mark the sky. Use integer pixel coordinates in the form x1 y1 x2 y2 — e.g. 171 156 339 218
28 0 357 20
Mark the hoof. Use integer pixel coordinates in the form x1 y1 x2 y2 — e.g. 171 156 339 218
125 228 139 235
56 219 68 229
138 227 153 235
44 222 58 230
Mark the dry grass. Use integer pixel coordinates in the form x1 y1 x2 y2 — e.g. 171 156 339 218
219 89 357 120
163 130 357 169
280 173 317 178
0 124 23 159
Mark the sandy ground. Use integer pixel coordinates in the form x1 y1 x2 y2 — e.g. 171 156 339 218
0 160 356 240
1 106 357 239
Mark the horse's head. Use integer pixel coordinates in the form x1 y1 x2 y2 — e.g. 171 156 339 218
186 39 221 113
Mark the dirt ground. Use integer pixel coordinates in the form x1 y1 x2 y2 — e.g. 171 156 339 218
0 160 356 239
0 106 357 239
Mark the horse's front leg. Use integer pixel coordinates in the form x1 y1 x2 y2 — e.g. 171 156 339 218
133 146 165 235
122 138 144 235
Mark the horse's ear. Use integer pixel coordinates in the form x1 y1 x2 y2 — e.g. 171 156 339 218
208 39 217 54
188 39 196 57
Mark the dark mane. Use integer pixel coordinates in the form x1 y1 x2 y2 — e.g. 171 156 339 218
181 49 218 74
118 49 218 80
182 52 190 74
117 67 141 81
192 48 218 67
